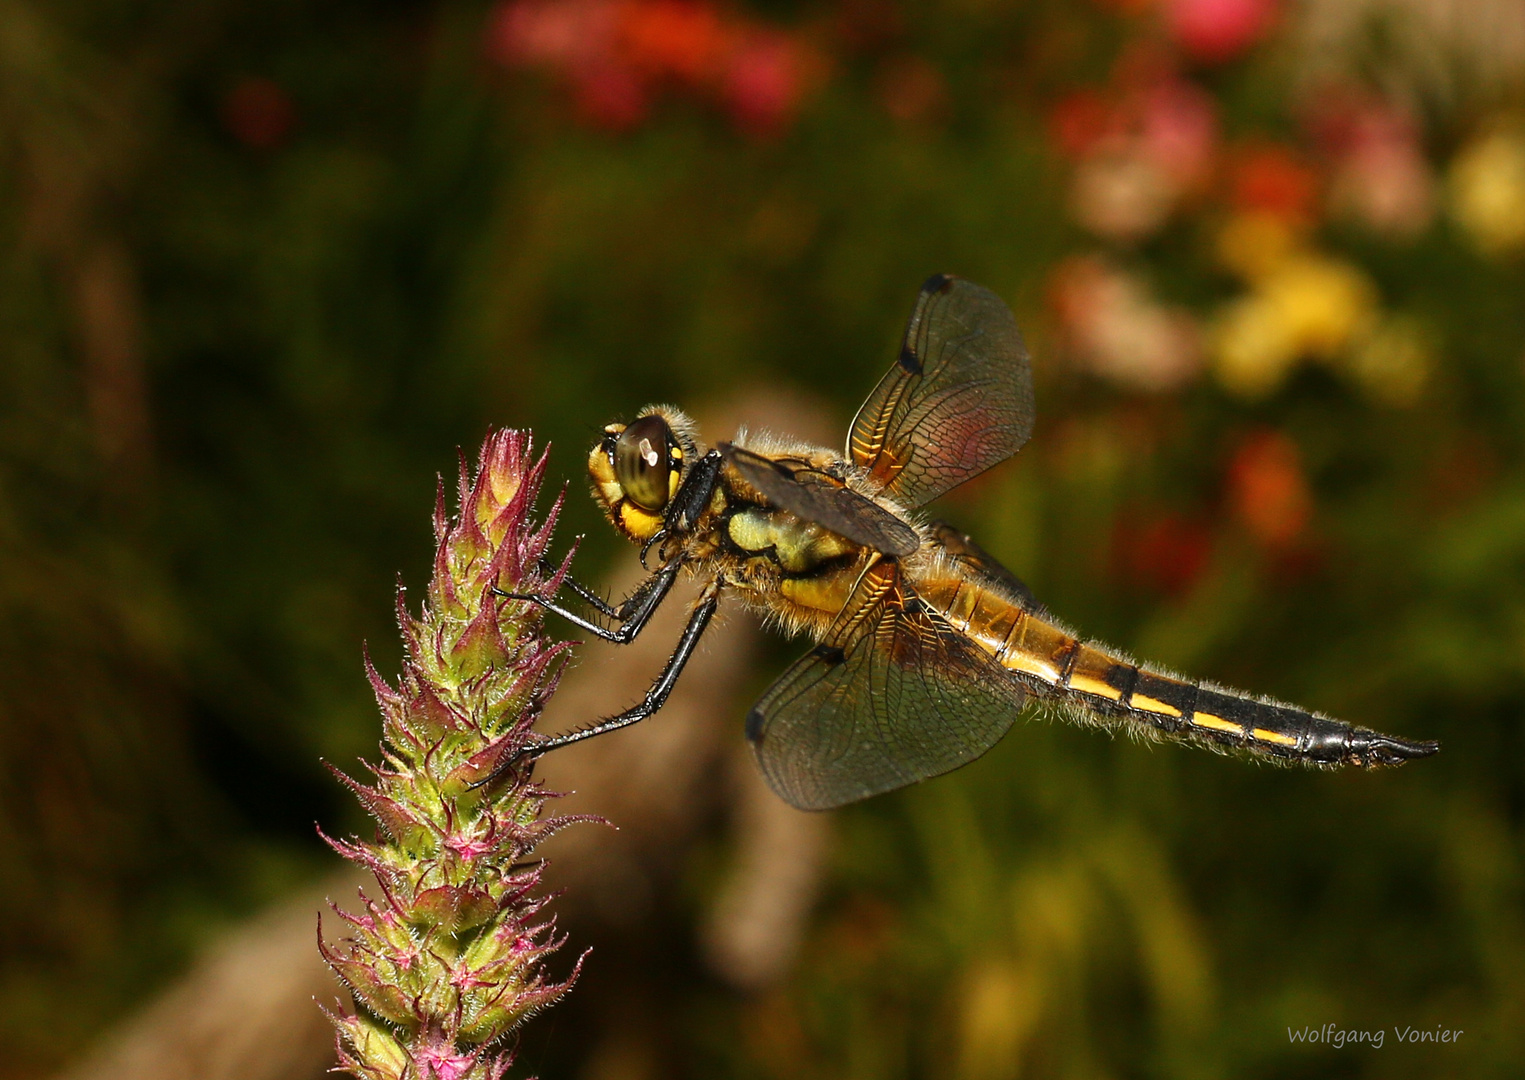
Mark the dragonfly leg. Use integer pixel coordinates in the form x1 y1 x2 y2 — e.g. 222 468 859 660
554 565 622 619
500 555 683 644
531 575 723 756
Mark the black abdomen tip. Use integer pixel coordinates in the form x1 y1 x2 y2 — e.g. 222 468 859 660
1357 731 1441 766
1383 737 1441 761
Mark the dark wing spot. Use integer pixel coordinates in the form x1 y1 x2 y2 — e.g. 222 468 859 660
921 272 955 294
898 342 922 374
811 644 847 665
745 705 766 743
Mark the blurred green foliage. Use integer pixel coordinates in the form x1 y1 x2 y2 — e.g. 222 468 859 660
1 0 1523 1078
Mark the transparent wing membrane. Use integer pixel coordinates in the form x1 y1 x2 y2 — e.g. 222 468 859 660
849 275 1035 507
746 560 1029 810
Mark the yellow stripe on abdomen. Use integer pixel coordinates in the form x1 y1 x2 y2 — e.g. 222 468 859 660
1065 644 1131 703
996 614 1073 686
919 576 1313 753
1187 710 1239 734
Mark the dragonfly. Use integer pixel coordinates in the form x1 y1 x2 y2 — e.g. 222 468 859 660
512 274 1439 810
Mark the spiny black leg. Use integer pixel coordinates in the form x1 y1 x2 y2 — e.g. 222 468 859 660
509 557 624 620
529 556 657 622
502 556 683 644
559 571 621 619
532 575 722 755
472 577 723 789
666 449 723 534
639 448 725 567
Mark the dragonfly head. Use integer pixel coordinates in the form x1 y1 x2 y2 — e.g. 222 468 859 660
588 405 699 544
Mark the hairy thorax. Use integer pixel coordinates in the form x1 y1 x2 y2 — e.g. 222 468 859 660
692 489 874 639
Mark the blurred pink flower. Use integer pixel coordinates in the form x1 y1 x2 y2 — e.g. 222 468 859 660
1049 255 1203 391
1050 72 1215 176
490 0 648 128
1053 67 1217 240
1138 78 1217 185
1308 91 1435 237
489 0 621 69
724 29 815 137
1165 0 1279 63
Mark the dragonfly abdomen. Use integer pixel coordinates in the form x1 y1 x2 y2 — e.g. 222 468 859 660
922 577 1438 768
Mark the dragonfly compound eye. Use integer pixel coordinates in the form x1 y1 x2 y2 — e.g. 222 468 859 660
614 414 674 511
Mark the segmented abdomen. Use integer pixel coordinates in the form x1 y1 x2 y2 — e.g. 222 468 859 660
919 576 1436 767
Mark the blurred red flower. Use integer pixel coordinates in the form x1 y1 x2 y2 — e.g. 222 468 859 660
1226 429 1311 547
573 62 651 129
223 77 296 150
1229 143 1319 223
1164 0 1279 63
489 0 819 136
1050 89 1113 158
1114 510 1214 596
621 0 730 82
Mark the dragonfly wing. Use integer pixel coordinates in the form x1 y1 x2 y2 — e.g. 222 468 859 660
722 443 920 557
849 275 1034 507
746 559 1029 810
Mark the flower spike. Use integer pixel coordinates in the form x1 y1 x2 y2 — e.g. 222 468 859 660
321 428 589 1080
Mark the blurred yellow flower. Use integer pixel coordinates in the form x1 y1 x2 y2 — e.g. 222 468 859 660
1264 254 1379 356
1213 293 1301 397
1212 251 1379 397
1448 125 1525 256
1215 209 1302 279
957 959 1039 1080
1343 314 1432 408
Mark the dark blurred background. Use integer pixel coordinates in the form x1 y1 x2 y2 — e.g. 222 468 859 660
3 0 1524 1077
